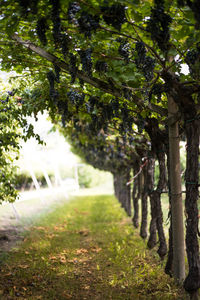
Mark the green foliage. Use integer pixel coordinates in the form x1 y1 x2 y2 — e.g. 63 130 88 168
0 86 44 202
78 164 112 188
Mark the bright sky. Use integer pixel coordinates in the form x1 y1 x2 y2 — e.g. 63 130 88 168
18 112 79 175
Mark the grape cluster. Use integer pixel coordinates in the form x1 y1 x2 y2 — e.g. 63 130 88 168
0 95 11 113
79 49 92 76
101 4 127 31
135 42 155 81
67 2 81 25
85 102 91 113
47 70 59 103
17 0 38 15
88 96 97 110
122 84 132 100
185 47 200 77
137 115 145 134
85 96 97 113
102 103 114 121
53 64 60 83
69 53 77 83
50 0 62 46
67 89 85 108
120 105 134 137
78 12 99 38
118 40 130 62
60 34 69 58
110 98 120 117
177 0 185 7
187 0 200 29
142 57 155 81
185 49 199 66
56 99 70 127
135 42 146 65
50 0 69 56
95 60 108 73
149 83 165 103
146 1 172 52
36 17 48 46
79 78 84 87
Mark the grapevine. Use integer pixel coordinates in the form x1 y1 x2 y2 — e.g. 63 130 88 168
36 17 48 46
54 64 61 83
149 83 166 103
67 89 85 108
78 11 99 38
187 0 200 29
118 40 130 62
135 42 146 65
50 0 62 46
79 49 92 76
146 0 172 52
67 2 81 25
135 42 155 81
185 47 200 78
60 34 69 58
69 53 77 83
95 60 108 73
47 70 59 103
101 4 127 31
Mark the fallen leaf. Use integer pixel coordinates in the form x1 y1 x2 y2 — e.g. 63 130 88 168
60 256 66 263
49 256 57 260
78 230 90 236
91 247 102 253
76 248 88 255
18 265 29 269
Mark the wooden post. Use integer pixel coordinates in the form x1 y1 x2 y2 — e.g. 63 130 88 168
168 96 185 282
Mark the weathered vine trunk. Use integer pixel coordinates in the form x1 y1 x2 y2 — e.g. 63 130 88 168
113 170 132 216
183 116 200 299
152 151 167 259
140 159 153 239
140 167 147 239
146 157 157 249
132 165 140 228
145 119 167 259
113 173 119 199
148 191 157 249
168 96 185 282
125 170 131 217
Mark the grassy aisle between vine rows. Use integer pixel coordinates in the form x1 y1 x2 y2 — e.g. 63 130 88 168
0 194 187 300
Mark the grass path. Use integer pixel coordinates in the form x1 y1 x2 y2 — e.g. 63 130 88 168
0 194 187 299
